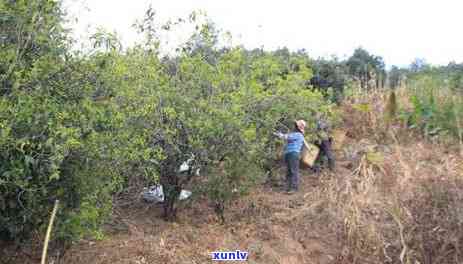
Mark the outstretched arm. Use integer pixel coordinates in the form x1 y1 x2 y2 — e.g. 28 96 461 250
273 131 288 140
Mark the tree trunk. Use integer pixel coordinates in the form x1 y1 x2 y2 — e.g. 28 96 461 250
162 183 181 221
160 161 182 221
359 74 365 91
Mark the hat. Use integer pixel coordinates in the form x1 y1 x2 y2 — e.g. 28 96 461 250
295 120 306 133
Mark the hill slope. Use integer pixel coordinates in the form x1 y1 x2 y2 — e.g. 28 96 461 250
4 102 463 264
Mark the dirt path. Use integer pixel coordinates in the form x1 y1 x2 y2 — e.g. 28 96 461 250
58 165 346 264
6 103 462 264
5 113 362 264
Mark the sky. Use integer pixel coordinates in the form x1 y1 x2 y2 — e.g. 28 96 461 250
63 0 463 67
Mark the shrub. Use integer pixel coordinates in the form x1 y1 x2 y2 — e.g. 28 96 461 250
1 2 336 244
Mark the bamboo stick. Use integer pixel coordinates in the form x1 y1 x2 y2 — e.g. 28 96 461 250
41 200 59 264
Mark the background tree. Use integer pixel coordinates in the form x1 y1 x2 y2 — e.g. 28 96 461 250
310 57 347 103
388 65 403 89
346 47 385 90
409 58 429 73
0 2 338 244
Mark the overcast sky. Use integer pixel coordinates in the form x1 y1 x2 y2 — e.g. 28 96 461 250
64 0 463 67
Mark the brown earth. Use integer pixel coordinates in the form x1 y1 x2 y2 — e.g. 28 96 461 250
59 168 346 264
3 161 349 264
4 102 462 264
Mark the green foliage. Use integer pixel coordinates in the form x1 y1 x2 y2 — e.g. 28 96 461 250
5 0 460 252
401 71 463 139
388 65 405 89
0 0 68 94
311 57 347 104
312 57 347 85
1 2 336 244
346 48 386 90
1 1 141 242
199 157 260 223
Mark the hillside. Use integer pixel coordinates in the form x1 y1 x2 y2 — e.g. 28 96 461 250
5 98 462 264
2 3 463 263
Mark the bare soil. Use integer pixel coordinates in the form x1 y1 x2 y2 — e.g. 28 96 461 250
4 104 462 264
60 168 345 264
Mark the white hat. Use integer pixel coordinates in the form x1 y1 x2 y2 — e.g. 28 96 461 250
295 120 306 133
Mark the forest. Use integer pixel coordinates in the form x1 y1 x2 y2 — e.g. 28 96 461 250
1 1 462 263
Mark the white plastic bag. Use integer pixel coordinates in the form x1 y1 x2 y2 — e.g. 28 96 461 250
142 185 192 203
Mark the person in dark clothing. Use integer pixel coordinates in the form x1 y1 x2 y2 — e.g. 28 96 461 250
274 120 306 193
313 116 335 172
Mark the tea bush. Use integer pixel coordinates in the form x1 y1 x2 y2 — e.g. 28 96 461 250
0 0 336 243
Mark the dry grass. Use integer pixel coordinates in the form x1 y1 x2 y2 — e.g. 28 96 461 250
4 88 463 264
303 89 463 263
